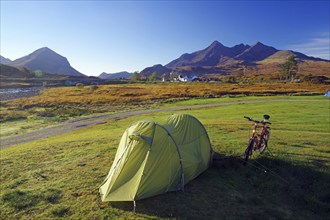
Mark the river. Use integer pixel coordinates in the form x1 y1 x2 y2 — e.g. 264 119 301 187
0 87 44 101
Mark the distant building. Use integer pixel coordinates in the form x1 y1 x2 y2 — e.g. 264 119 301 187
178 75 198 82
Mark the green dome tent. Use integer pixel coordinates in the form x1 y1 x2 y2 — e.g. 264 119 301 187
99 114 212 202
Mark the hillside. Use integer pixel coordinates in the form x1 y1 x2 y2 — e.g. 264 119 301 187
0 64 103 88
98 71 131 80
2 41 328 80
166 41 249 67
140 64 172 77
0 64 32 78
234 42 278 62
10 47 85 77
0 55 12 65
137 41 329 80
166 41 327 69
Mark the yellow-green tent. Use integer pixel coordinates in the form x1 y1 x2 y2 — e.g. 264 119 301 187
99 114 212 202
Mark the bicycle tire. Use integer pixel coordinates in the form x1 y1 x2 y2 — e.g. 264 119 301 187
244 138 255 163
258 132 269 154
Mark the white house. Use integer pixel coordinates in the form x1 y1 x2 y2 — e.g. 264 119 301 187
178 75 198 82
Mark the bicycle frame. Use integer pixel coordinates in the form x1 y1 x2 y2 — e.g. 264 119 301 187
244 115 271 163
250 122 269 150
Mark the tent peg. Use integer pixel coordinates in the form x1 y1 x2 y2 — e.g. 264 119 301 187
133 200 136 213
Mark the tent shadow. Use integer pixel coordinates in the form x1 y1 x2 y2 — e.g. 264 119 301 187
110 152 330 219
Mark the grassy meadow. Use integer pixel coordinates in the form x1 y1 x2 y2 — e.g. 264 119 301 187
0 92 329 219
0 82 328 137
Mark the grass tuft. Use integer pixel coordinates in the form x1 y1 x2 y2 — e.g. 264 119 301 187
2 190 40 210
44 188 62 204
50 205 71 217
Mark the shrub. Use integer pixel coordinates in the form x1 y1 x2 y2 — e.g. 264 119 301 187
76 83 84 89
0 111 27 122
90 85 99 91
32 70 43 78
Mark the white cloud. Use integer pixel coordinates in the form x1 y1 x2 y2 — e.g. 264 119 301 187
288 32 330 60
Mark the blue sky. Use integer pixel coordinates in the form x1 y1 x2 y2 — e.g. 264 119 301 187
1 1 329 76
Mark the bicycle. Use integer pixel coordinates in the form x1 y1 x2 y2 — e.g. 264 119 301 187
243 114 271 164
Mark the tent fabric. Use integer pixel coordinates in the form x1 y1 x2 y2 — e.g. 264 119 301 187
165 114 213 184
324 90 330 97
99 114 212 202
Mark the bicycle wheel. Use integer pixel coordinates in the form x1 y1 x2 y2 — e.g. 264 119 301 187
258 132 269 154
244 138 255 162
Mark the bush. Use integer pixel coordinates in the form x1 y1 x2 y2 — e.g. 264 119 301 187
90 85 99 91
36 107 89 118
0 111 27 122
76 83 84 89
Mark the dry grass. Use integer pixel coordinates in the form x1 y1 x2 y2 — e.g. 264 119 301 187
6 82 329 109
1 82 328 137
240 61 330 82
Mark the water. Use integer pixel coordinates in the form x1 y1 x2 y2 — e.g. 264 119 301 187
0 87 44 101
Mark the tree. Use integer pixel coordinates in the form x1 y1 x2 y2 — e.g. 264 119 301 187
148 71 158 81
161 73 170 81
281 55 298 82
223 75 237 83
32 70 43 78
131 71 140 81
76 83 84 89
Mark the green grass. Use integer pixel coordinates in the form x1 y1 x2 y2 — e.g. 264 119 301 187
1 82 328 138
0 96 329 219
0 95 323 138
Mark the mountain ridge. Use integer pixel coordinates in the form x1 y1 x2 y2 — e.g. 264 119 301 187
1 41 328 79
98 71 131 80
7 47 85 77
140 64 172 77
0 55 12 65
234 42 278 62
166 41 327 69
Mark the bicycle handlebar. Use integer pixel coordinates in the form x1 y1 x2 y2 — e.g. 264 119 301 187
244 116 252 121
244 116 271 125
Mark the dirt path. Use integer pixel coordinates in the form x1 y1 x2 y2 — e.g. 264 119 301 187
0 99 290 148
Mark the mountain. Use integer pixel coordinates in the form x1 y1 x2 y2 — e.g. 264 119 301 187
140 64 172 77
166 41 249 67
234 42 278 62
0 56 12 65
136 40 329 80
166 41 328 69
259 50 326 64
98 71 131 80
10 47 85 77
260 50 297 62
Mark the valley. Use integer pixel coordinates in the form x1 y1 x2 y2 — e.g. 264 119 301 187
1 1 329 219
